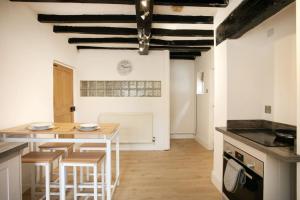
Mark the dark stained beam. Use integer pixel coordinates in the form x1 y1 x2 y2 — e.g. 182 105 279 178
170 52 201 56
11 0 228 7
54 26 214 37
216 0 295 45
38 14 213 24
170 56 195 60
68 37 214 46
150 45 210 51
77 45 210 51
135 0 154 55
77 46 138 50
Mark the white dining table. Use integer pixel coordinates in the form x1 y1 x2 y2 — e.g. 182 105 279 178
0 122 120 200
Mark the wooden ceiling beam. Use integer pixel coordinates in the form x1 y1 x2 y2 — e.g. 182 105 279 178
77 45 210 51
11 0 228 7
38 14 213 24
170 52 201 56
170 56 196 60
216 0 294 45
68 37 214 46
54 26 214 37
135 0 154 55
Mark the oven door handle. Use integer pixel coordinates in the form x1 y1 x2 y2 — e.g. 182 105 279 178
224 156 253 180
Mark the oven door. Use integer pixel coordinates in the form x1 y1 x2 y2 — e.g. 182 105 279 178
223 152 263 200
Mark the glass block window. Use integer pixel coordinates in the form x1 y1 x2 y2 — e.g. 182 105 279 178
80 81 161 97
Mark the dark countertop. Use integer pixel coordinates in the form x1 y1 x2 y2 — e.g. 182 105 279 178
216 127 300 163
0 142 28 160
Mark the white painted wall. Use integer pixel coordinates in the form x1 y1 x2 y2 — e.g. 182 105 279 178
0 0 77 192
211 0 243 191
75 50 170 150
227 4 296 125
170 59 196 138
212 0 296 192
195 50 214 150
0 0 77 129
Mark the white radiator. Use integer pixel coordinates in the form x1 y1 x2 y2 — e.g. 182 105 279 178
99 112 153 144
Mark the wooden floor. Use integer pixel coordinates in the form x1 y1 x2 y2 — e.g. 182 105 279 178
24 139 220 200
113 139 220 200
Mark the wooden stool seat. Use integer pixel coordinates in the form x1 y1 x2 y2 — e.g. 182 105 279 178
62 152 105 164
22 151 63 163
80 143 106 148
39 142 74 149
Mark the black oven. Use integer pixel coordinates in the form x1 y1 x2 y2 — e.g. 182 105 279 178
223 142 263 200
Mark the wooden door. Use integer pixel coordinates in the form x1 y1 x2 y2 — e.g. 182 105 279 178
53 63 74 124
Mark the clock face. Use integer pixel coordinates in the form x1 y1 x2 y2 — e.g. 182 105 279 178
117 60 132 75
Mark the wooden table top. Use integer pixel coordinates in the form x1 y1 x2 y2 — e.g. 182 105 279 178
0 123 120 136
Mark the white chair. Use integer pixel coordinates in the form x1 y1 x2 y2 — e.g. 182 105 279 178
59 152 105 200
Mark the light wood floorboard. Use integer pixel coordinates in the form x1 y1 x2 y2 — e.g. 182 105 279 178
23 139 221 200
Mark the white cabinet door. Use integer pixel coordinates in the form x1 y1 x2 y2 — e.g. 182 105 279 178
0 154 22 200
170 60 196 135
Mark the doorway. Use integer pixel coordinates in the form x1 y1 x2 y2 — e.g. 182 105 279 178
170 60 196 139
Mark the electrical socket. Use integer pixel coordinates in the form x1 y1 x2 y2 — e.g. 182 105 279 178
265 105 272 114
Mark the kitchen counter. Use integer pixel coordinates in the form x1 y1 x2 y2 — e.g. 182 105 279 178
0 142 27 200
216 127 300 162
0 142 27 160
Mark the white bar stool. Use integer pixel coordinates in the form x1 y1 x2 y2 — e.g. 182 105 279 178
38 142 75 181
79 143 106 182
39 142 74 157
59 152 105 200
22 151 63 200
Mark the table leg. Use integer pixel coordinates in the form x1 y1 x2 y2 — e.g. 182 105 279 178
106 140 112 200
116 134 120 186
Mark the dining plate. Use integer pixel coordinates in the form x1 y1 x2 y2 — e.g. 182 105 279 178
79 123 98 129
77 126 100 132
28 123 54 131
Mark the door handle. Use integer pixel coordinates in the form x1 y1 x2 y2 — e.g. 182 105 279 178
70 106 76 112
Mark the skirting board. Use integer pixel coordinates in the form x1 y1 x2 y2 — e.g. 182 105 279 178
194 136 213 150
211 170 222 193
170 133 195 139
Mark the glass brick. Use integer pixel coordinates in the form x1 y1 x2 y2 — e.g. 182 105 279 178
129 81 137 89
153 81 161 89
89 81 97 89
88 90 97 97
81 81 88 89
137 81 145 89
153 89 161 97
145 89 153 97
146 81 153 89
129 89 137 97
97 81 105 89
113 90 121 97
114 81 121 89
137 89 145 97
106 90 113 97
121 81 129 89
106 81 114 89
121 89 129 97
97 90 105 96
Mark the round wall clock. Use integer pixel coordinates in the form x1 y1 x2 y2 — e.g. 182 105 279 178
117 60 133 76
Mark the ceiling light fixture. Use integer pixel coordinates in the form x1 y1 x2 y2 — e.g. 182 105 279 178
141 11 150 20
141 0 148 8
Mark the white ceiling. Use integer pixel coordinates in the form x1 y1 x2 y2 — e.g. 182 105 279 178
20 2 218 16
13 2 217 48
